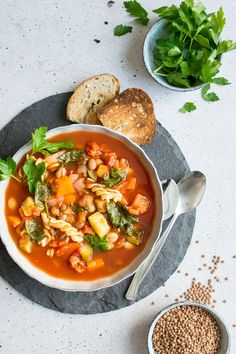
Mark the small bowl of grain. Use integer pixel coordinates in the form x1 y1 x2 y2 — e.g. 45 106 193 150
148 301 230 354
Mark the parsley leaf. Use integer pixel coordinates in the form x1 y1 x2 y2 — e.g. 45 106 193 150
103 168 127 187
217 40 236 55
32 127 74 155
84 235 109 251
153 5 178 20
180 102 197 113
152 1 236 92
23 158 46 193
211 77 230 85
114 24 133 36
0 156 18 181
201 83 219 102
124 0 149 25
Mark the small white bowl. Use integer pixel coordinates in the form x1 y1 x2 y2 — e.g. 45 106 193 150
143 19 204 92
0 124 163 292
148 301 230 354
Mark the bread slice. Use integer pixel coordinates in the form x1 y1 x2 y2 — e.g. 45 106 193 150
67 74 120 125
97 88 157 145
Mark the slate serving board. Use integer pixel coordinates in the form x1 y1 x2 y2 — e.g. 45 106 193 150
0 93 195 314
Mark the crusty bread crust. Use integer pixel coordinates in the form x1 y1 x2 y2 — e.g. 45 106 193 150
97 88 157 145
67 74 120 125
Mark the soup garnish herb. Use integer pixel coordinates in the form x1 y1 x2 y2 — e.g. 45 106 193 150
0 156 19 182
32 127 73 155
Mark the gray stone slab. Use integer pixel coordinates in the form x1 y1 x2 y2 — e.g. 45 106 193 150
0 93 195 314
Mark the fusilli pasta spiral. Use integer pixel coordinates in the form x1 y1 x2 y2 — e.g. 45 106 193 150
86 179 122 202
41 212 83 243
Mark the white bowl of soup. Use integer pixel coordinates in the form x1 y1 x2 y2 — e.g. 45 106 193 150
0 124 163 291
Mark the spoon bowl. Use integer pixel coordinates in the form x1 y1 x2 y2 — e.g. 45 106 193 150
177 171 206 214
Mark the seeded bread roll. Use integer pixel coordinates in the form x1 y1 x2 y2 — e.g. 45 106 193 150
67 74 120 125
97 88 157 145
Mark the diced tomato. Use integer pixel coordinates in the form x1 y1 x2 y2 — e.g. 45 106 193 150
56 243 80 257
86 141 103 158
115 177 136 192
126 193 150 215
105 153 119 168
82 224 95 235
119 158 129 170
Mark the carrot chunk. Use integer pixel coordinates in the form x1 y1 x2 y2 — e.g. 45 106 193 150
55 176 75 197
96 164 109 178
8 216 22 228
87 258 105 271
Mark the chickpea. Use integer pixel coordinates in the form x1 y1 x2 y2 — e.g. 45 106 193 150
87 158 97 171
61 203 67 211
51 207 60 217
59 213 67 221
64 207 72 215
107 241 114 250
124 241 135 250
55 167 67 178
66 214 75 224
106 232 119 243
8 197 17 210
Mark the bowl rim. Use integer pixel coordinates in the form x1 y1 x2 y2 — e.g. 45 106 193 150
147 301 231 354
0 123 163 292
143 18 205 92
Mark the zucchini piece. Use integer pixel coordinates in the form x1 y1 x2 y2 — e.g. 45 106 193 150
88 212 110 237
80 242 93 262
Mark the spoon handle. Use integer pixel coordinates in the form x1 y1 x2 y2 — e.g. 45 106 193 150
125 213 178 301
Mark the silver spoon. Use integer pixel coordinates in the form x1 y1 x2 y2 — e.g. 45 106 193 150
126 171 206 301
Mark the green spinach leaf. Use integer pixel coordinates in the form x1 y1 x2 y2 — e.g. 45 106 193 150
25 217 45 243
103 168 127 187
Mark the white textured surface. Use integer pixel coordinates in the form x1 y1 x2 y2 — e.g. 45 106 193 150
0 1 236 353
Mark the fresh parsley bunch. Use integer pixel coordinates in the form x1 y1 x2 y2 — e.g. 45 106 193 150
152 1 236 90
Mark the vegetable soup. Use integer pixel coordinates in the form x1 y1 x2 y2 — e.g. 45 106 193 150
4 127 156 280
